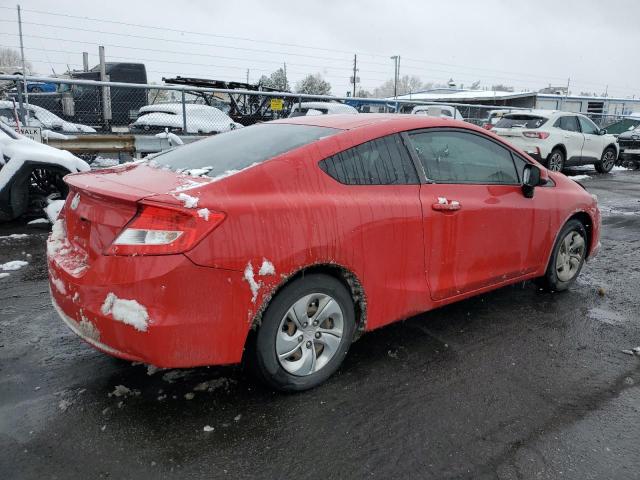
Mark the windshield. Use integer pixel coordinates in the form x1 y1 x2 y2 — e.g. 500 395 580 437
154 123 339 177
495 115 548 129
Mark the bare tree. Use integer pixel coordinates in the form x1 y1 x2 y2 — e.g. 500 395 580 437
258 68 290 92
372 75 424 97
0 47 32 73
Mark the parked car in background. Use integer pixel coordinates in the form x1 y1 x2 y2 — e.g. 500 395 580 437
482 109 512 130
288 102 358 117
130 103 242 134
492 110 618 172
0 121 89 221
0 100 96 135
411 105 464 120
603 113 640 136
47 114 600 391
617 124 640 169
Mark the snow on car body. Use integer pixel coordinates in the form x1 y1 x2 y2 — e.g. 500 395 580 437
288 102 358 117
48 114 601 391
411 104 465 120
0 122 89 221
0 100 96 135
130 103 241 134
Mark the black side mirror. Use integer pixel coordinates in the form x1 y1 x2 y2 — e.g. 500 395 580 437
522 164 541 198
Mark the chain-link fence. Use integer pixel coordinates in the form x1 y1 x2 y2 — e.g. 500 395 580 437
0 74 637 148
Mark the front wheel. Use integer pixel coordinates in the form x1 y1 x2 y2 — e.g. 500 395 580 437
537 219 587 292
249 274 356 391
595 147 616 173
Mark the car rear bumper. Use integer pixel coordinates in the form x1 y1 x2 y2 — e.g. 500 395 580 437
47 232 249 368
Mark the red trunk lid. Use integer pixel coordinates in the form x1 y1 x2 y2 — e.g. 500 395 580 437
62 164 206 260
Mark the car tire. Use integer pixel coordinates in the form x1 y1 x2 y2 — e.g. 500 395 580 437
546 148 565 172
595 147 616 173
537 219 587 292
248 273 356 392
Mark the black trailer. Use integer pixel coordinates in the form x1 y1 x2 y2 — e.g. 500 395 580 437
163 76 294 126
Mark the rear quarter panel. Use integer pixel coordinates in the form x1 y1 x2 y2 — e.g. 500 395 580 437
185 132 429 331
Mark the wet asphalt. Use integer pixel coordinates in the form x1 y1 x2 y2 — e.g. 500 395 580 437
1 169 640 480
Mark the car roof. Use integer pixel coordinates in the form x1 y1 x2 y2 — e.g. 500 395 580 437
271 113 471 131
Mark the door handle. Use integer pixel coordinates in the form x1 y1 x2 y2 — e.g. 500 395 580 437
432 201 461 211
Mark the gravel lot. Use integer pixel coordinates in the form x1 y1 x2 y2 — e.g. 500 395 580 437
1 168 639 479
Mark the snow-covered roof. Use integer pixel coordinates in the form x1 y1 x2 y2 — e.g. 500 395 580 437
292 102 358 114
390 90 535 102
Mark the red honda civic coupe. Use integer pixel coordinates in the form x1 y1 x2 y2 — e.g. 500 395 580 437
47 114 600 391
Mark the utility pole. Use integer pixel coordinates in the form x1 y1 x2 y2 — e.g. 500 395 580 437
352 54 358 97
82 52 89 72
390 55 400 98
563 77 570 110
246 69 249 84
17 4 28 123
283 62 287 91
99 46 112 129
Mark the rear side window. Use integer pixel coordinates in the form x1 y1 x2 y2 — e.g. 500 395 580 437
154 123 339 176
554 116 580 132
578 116 599 135
319 134 419 185
407 130 519 184
495 115 548 129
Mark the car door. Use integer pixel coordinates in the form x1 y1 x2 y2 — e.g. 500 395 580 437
577 115 603 162
554 115 584 164
405 128 551 301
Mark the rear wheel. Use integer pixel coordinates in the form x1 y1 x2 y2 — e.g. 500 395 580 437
546 148 565 172
249 274 356 391
595 147 616 173
537 219 587 292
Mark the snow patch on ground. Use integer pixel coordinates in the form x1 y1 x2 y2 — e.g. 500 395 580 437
108 385 141 398
570 174 592 181
27 218 49 225
1 260 28 271
175 192 199 209
203 425 214 432
243 262 261 302
100 293 150 332
197 208 210 221
0 233 29 240
258 258 275 276
0 273 9 280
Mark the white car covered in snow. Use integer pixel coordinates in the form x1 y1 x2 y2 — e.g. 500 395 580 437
288 102 358 117
0 100 96 137
411 104 465 120
0 121 89 221
130 103 242 134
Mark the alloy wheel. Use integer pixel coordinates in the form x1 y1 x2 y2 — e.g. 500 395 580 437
276 293 344 376
601 150 616 171
555 231 585 282
548 152 563 172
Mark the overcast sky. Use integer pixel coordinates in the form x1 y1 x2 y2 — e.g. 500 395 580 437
2 0 639 97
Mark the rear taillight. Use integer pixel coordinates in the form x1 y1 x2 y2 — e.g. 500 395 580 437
106 202 225 256
523 131 550 139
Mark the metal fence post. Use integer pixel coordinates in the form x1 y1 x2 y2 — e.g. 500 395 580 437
15 77 26 126
181 90 187 133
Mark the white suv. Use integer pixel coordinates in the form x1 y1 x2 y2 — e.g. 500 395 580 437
492 110 618 173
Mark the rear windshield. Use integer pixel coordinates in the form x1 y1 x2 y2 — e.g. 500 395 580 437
495 115 548 129
153 123 339 176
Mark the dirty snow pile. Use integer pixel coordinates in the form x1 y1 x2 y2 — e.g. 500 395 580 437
27 217 49 225
243 259 276 302
45 200 65 222
1 260 28 271
0 132 90 192
101 293 150 332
